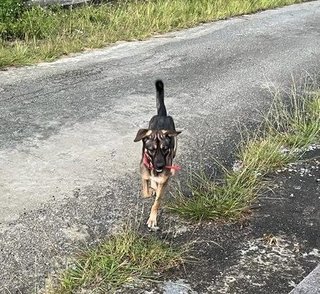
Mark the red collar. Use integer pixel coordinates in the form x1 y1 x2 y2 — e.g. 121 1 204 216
143 153 181 171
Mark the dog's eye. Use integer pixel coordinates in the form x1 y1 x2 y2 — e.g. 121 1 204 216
162 146 169 151
146 146 155 151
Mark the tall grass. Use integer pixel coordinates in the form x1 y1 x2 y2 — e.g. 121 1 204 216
168 86 320 221
265 87 320 148
0 0 304 67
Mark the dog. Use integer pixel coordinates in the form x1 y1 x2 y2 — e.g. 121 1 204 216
134 80 181 230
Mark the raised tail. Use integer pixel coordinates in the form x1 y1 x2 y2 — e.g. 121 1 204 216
155 80 167 116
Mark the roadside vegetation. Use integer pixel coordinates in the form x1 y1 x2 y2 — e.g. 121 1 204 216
46 226 184 293
0 0 305 68
168 84 320 221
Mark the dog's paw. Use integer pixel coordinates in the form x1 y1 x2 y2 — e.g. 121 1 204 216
142 188 156 198
147 217 159 231
142 190 152 198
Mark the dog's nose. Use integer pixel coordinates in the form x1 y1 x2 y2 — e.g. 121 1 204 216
155 163 165 169
155 163 165 173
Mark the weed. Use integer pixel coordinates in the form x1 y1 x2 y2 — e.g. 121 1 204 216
50 226 184 293
265 89 320 148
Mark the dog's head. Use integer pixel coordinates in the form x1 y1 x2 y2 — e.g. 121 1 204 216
134 129 181 173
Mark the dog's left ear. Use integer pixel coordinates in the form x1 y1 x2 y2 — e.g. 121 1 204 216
164 130 182 137
134 129 150 142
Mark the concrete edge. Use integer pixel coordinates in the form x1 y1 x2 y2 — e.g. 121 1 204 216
289 264 320 294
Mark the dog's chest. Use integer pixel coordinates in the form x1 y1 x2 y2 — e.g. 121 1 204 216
149 174 168 185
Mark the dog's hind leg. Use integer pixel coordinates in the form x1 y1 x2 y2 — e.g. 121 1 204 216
147 182 167 230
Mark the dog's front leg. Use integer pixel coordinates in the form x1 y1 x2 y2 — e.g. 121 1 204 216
142 179 153 198
147 182 167 230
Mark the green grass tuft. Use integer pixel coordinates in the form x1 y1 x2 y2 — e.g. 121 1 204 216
168 167 261 221
50 226 184 293
265 89 320 148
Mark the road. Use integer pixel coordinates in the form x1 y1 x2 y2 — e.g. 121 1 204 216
0 1 320 292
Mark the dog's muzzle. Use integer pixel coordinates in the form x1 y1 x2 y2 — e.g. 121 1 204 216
143 152 181 173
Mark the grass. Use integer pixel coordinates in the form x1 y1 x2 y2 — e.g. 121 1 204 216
47 226 184 293
168 85 320 221
265 87 320 148
0 0 305 68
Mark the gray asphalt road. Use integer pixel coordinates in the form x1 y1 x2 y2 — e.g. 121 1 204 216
1 1 320 292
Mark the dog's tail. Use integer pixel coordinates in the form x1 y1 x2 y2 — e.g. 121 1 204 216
155 80 167 116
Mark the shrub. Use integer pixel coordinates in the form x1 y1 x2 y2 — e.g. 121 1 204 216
0 0 26 40
0 2 62 40
0 0 25 22
10 6 61 40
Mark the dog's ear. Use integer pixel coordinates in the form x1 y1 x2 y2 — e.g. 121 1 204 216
162 130 182 137
134 129 150 142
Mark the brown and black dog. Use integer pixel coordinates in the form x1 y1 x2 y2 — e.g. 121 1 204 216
134 80 181 230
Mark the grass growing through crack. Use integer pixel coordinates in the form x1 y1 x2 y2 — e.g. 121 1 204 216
0 0 304 68
49 227 184 293
168 87 320 221
266 88 320 148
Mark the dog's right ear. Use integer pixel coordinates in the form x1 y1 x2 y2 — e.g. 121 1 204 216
134 129 150 142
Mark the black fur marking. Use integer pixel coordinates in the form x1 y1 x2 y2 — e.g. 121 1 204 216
148 115 176 131
155 79 167 117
